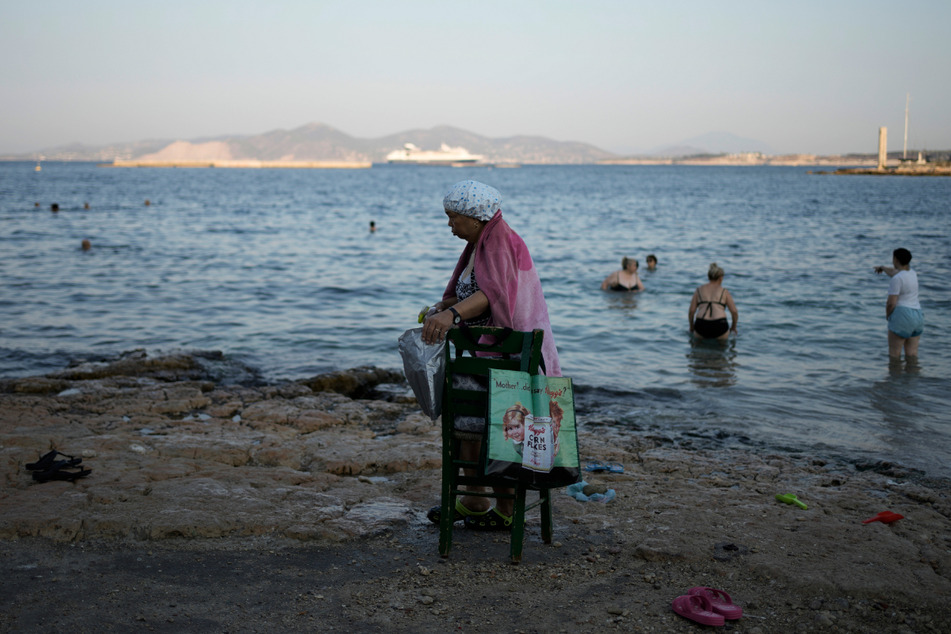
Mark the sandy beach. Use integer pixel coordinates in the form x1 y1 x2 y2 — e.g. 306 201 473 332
1 352 949 632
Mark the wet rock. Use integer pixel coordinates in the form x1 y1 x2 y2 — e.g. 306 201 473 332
853 460 924 479
298 366 405 399
43 349 261 386
53 350 203 381
1 377 71 394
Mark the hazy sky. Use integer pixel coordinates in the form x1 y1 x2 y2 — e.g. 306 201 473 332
2 0 949 155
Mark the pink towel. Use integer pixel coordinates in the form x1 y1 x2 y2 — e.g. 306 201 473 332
443 211 561 376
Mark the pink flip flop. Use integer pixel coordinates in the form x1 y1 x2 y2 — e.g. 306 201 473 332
862 511 904 525
688 586 743 620
672 594 724 626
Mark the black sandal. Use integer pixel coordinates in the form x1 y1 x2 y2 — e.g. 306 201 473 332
463 508 513 532
32 463 92 483
25 450 81 472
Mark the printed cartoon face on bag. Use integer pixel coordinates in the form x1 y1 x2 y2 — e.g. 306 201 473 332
502 402 529 443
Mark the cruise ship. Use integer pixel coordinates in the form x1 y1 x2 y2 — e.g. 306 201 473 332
385 143 484 165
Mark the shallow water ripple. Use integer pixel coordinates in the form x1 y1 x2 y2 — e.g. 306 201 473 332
1 163 949 477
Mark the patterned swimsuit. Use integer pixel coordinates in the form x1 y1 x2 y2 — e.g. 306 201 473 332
455 268 491 326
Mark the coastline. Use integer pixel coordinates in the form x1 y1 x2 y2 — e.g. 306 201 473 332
596 153 880 167
831 165 951 176
1 351 949 631
106 159 372 169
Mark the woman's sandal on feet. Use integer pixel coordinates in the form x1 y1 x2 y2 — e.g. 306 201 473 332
464 508 513 531
427 500 489 525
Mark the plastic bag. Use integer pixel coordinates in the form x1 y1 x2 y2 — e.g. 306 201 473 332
565 481 616 503
398 327 445 420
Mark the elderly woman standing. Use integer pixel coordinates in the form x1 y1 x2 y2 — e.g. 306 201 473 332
421 180 560 371
689 262 739 340
422 180 560 531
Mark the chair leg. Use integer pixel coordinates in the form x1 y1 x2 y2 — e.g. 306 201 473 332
438 443 455 558
509 486 527 564
540 488 553 544
438 497 454 557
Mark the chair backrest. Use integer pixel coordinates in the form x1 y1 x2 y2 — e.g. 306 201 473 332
442 327 544 424
442 326 545 424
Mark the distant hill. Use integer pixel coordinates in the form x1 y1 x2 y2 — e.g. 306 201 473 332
650 131 774 157
6 139 174 163
3 123 617 165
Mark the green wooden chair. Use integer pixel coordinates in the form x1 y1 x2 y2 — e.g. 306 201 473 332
437 326 553 563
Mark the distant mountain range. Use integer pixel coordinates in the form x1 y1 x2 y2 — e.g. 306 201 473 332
0 123 796 164
3 124 616 164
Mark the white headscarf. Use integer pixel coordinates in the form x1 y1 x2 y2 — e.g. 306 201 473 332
442 180 502 221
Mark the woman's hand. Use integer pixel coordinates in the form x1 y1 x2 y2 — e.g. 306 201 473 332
422 310 454 345
885 294 898 320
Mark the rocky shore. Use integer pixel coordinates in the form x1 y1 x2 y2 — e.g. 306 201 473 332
1 351 949 632
832 164 951 176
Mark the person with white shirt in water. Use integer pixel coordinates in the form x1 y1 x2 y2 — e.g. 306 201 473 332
875 247 923 361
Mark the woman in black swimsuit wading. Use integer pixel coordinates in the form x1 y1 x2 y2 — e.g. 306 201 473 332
601 257 645 292
689 262 738 340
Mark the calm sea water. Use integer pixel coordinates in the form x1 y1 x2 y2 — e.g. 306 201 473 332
2 162 949 478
